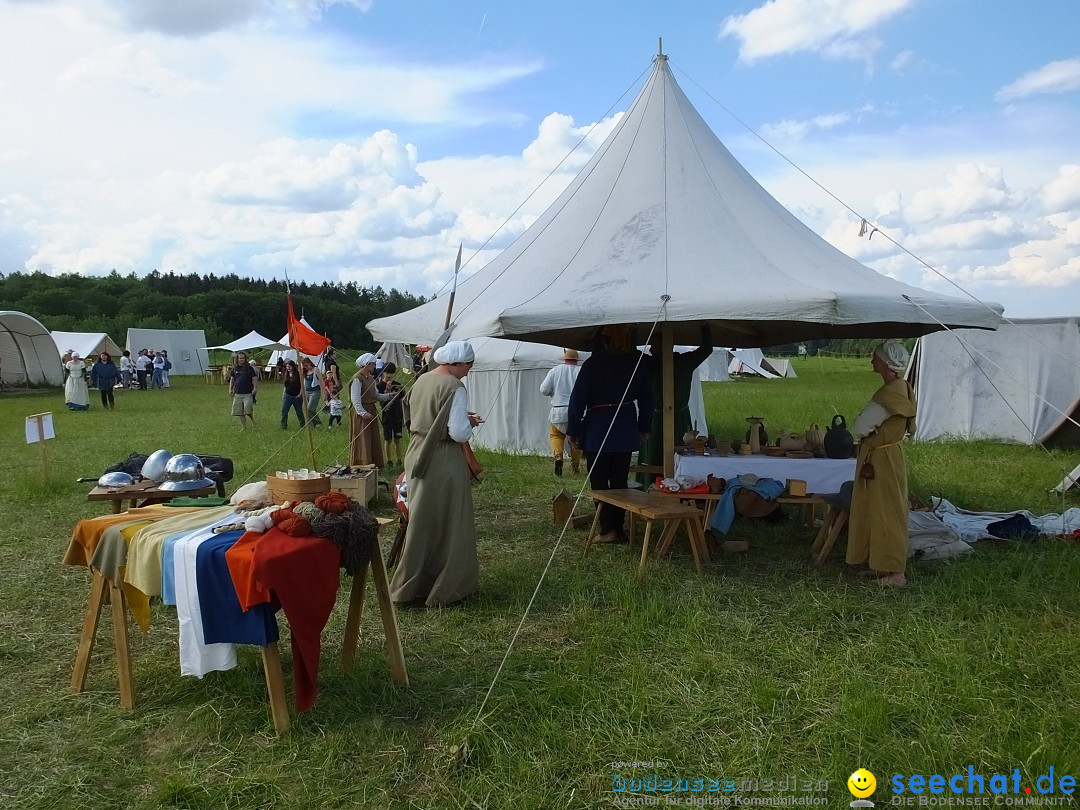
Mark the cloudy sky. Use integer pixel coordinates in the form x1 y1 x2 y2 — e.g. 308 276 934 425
1 0 1078 317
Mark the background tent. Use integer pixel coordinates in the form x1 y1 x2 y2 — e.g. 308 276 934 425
126 328 207 375
1 311 64 386
695 348 732 382
907 318 1080 447
205 330 289 353
377 342 412 372
50 331 122 361
728 348 778 378
466 338 709 456
763 358 798 378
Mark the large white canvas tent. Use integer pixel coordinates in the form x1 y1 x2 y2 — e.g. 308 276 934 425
50 331 122 361
377 342 413 372
907 318 1080 447
695 348 732 382
1 311 64 386
728 348 777 378
369 53 1000 352
465 338 708 456
126 328 207 375
368 50 1000 475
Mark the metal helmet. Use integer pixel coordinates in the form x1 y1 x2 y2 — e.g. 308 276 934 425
159 453 216 491
98 471 134 488
141 449 173 483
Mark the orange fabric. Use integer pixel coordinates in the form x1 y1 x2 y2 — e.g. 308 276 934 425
225 531 272 611
288 295 331 357
63 506 199 567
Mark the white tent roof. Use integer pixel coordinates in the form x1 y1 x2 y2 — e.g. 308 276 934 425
764 358 798 378
368 53 1001 350
51 331 123 360
466 337 708 456
695 348 732 383
126 328 207 375
907 318 1080 447
377 342 412 372
729 348 777 378
1 311 64 386
206 330 289 352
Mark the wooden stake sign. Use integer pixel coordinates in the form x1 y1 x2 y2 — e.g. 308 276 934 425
25 412 54 484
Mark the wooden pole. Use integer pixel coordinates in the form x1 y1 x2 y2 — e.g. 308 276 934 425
661 322 675 479
33 414 50 485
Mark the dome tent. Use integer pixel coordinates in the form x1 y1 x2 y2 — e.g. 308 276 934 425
1 311 64 386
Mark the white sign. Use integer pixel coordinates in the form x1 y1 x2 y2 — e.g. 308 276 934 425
25 412 55 444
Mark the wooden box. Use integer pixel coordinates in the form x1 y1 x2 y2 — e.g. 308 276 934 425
323 466 377 505
266 474 332 505
786 478 807 497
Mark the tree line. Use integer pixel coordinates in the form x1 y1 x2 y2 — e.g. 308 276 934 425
0 270 428 351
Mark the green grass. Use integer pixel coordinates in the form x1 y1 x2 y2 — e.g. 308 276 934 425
1 359 1079 809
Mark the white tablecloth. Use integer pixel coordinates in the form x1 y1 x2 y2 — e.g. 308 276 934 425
673 454 856 495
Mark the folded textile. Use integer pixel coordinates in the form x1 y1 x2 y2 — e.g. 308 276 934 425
196 529 279 646
709 477 786 535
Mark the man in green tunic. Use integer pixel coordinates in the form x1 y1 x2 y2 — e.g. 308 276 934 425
390 341 481 607
847 339 917 588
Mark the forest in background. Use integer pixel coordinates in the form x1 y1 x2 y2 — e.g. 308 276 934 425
0 270 427 351
0 270 894 356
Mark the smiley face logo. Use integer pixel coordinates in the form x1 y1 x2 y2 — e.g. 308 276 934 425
848 769 877 798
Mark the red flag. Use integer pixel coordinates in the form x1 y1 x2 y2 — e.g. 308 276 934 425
287 296 331 357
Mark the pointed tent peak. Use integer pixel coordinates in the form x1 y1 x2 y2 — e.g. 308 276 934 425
368 50 1000 350
656 37 667 61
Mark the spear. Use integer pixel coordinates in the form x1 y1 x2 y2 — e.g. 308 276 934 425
444 243 462 331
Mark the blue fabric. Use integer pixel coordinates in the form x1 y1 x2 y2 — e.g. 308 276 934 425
89 361 121 391
160 532 185 605
196 530 279 646
567 350 654 454
709 477 786 535
281 392 304 427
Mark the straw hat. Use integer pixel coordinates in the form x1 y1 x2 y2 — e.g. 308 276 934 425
562 348 579 361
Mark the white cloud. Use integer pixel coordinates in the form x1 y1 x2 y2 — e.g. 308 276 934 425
996 58 1080 102
905 164 1020 224
760 111 852 142
890 49 914 71
108 0 373 36
1042 164 1080 214
720 0 915 62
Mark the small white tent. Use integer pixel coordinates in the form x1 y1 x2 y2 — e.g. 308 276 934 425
1 311 64 386
764 357 798 378
696 348 732 382
907 318 1080 447
126 328 208 375
206 330 289 352
728 348 777 378
51 331 123 361
466 338 708 456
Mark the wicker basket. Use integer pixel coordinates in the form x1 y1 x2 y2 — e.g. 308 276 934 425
266 474 332 505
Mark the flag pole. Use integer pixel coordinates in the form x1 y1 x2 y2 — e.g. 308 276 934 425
285 269 319 471
444 243 462 331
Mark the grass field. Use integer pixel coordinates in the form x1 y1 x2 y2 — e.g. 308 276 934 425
1 357 1079 809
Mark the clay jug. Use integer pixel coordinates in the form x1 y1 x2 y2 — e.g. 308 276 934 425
823 414 855 459
805 423 825 456
778 430 806 452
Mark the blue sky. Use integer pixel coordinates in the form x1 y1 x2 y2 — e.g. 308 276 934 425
1 0 1078 318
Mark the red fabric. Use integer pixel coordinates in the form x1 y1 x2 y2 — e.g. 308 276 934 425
251 527 341 712
288 296 331 358
225 531 272 611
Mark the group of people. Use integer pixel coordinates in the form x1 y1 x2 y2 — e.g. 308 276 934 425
544 329 917 588
61 347 171 410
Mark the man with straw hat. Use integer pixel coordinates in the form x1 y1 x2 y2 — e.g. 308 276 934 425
540 348 583 476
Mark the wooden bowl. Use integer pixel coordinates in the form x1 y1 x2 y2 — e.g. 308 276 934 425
786 450 813 459
764 446 787 457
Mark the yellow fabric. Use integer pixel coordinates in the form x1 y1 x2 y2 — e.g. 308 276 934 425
549 423 582 466
125 506 236 597
119 521 156 632
846 378 917 573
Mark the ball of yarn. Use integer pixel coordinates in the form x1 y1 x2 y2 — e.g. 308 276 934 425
315 491 350 514
271 507 295 525
277 515 312 536
293 501 324 522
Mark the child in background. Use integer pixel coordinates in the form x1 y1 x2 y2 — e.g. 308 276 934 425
327 384 343 428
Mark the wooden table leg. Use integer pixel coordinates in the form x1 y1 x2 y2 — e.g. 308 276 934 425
653 519 682 559
582 503 603 558
111 500 123 514
686 518 708 576
367 541 409 689
340 563 369 673
71 571 108 693
811 509 848 566
261 642 291 735
108 579 135 709
637 520 656 581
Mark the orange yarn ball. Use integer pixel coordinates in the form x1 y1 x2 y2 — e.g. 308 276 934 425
315 491 350 514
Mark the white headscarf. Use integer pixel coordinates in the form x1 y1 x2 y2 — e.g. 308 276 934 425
356 353 377 368
874 339 910 373
433 341 475 365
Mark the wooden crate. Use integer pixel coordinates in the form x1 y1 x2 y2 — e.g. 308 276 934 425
323 466 377 505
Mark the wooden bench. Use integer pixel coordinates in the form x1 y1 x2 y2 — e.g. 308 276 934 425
583 489 708 579
69 517 406 734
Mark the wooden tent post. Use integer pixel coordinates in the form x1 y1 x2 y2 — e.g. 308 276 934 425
662 322 675 480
